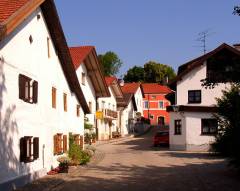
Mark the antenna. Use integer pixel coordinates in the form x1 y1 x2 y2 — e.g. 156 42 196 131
194 29 215 54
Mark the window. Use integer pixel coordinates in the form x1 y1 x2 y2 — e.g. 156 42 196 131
89 101 92 113
20 136 39 163
53 134 67 155
76 105 80 117
174 120 182 135
63 93 67 112
188 90 201 103
29 35 33 44
52 87 56 108
82 73 86 85
159 101 164 109
144 101 149 109
151 95 156 99
47 37 50 58
149 114 154 119
19 74 38 104
201 119 218 135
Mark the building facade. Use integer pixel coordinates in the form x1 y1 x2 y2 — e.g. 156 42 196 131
0 0 89 189
167 43 240 151
142 83 172 126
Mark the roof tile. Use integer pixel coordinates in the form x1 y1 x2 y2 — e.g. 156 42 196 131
141 83 172 94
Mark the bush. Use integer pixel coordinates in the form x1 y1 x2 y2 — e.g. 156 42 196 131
84 149 94 157
84 122 93 130
57 156 70 164
85 145 96 153
80 151 90 165
211 84 240 170
68 143 92 165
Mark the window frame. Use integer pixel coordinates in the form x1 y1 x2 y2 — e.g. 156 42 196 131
174 120 182 135
82 72 86 85
63 93 67 112
201 118 218 135
20 136 39 163
188 90 201 104
144 101 149 109
159 101 164 109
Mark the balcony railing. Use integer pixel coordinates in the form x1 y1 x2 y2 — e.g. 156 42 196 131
104 109 118 119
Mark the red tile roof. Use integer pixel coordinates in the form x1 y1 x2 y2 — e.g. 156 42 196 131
69 46 94 69
121 82 140 94
105 76 117 86
0 0 30 23
141 83 172 94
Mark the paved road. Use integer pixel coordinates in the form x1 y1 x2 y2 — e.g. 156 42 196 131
21 129 240 191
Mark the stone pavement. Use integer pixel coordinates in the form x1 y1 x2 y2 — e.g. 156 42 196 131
18 130 240 191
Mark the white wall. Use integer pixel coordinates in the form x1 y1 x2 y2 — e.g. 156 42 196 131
97 86 117 140
176 62 230 106
76 64 96 126
169 112 186 150
134 87 143 115
120 100 134 136
0 8 84 184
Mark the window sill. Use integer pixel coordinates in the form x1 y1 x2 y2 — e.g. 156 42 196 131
174 133 182 135
201 133 216 136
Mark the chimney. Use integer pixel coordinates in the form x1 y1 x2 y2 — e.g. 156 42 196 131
233 43 240 51
118 79 124 87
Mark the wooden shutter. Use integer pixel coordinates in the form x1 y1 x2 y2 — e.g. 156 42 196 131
53 135 58 155
20 137 27 162
52 87 56 108
32 81 38 103
80 136 84 149
33 137 39 159
63 135 67 153
19 75 26 100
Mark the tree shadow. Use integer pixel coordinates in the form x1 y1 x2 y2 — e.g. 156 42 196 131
0 57 31 190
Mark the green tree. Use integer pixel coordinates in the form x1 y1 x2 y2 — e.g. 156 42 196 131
98 51 123 76
211 85 240 170
233 6 240 15
143 61 176 84
123 66 144 82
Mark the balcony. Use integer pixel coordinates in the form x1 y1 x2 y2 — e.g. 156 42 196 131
104 109 118 119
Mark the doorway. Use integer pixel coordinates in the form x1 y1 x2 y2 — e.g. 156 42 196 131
158 116 165 127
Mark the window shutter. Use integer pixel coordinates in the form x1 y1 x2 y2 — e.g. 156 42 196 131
32 81 38 103
80 136 84 149
33 137 39 159
53 135 58 155
63 135 67 153
20 137 27 162
19 75 25 100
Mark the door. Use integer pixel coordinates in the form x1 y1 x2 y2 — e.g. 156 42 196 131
158 116 165 127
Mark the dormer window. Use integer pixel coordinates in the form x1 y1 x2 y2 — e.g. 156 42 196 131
188 90 201 103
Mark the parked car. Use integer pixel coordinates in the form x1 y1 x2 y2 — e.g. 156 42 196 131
153 131 169 146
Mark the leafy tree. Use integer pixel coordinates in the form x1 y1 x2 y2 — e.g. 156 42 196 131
123 66 144 82
211 85 240 170
233 6 240 15
98 51 123 76
143 61 176 84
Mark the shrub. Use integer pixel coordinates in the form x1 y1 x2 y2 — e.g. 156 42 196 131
85 145 96 153
84 149 94 157
80 150 90 165
84 122 93 130
57 156 70 164
211 84 240 170
68 143 82 163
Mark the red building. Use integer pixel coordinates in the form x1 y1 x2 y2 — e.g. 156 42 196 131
141 83 172 126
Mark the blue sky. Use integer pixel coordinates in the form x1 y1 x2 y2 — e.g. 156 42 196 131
55 0 240 77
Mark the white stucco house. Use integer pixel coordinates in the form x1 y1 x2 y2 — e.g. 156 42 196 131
69 46 110 139
167 43 240 151
97 77 124 140
0 0 90 190
116 81 144 136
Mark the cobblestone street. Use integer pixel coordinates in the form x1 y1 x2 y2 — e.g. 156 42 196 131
20 130 240 191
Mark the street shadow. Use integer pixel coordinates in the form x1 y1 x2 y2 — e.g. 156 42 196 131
0 57 31 190
19 159 240 191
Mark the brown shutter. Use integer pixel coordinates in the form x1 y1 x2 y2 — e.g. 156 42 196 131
63 135 67 153
19 75 25 100
20 137 27 162
53 135 58 155
32 81 38 103
33 137 39 159
80 136 84 149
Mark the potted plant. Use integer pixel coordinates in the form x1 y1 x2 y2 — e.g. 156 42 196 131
57 156 70 173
